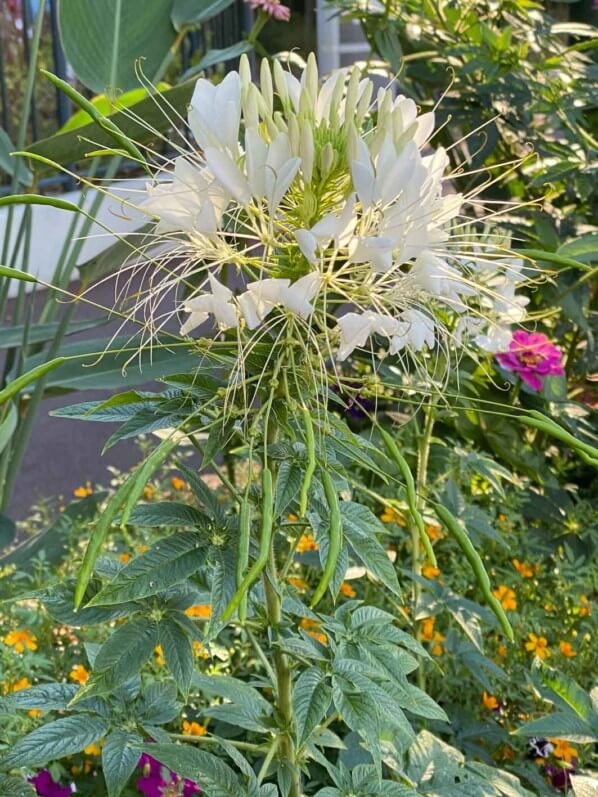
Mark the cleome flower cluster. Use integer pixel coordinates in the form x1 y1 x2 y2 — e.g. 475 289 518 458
136 54 530 373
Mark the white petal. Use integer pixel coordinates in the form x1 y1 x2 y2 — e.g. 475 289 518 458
295 229 318 263
204 148 250 205
336 312 373 361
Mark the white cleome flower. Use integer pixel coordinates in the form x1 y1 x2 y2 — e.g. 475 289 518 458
180 274 239 335
238 273 322 329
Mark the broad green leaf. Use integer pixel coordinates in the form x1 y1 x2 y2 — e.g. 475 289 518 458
102 730 143 797
26 80 195 170
341 502 400 596
1 715 109 767
2 682 78 711
0 127 32 186
159 619 194 695
275 461 302 515
88 533 206 606
172 0 237 29
182 42 254 77
58 0 176 93
204 701 271 733
142 744 241 796
137 681 179 725
125 502 209 528
0 316 108 349
294 667 332 747
192 673 272 712
515 712 596 743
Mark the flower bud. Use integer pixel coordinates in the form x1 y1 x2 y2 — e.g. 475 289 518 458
243 84 260 129
300 122 314 183
344 66 361 121
287 114 300 154
260 58 274 117
239 54 252 91
273 59 290 107
319 142 335 178
355 81 373 126
273 110 288 133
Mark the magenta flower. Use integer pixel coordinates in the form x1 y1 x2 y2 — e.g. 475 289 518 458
247 0 291 21
137 753 200 797
495 330 564 391
29 770 73 797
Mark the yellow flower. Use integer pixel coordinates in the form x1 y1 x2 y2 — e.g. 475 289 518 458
70 664 90 684
3 629 38 653
340 582 357 598
550 739 578 763
578 595 591 617
421 616 436 641
74 482 93 498
155 645 165 666
497 644 507 658
482 691 499 710
512 559 535 578
84 742 102 756
287 513 298 522
559 641 576 658
143 484 155 500
422 565 440 580
193 640 210 659
431 631 445 656
119 552 131 564
287 576 310 592
300 618 327 645
380 506 405 525
493 585 517 611
525 633 551 659
296 533 319 553
185 604 212 619
28 709 42 718
171 476 188 491
11 677 32 692
182 720 208 737
425 523 443 540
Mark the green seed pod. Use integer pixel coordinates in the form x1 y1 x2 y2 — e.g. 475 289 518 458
311 471 342 608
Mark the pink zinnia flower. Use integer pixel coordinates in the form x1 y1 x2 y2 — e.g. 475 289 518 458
137 753 200 797
248 0 291 21
495 330 564 391
29 771 74 797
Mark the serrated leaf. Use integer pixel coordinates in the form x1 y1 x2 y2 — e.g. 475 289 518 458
294 667 332 747
2 715 109 767
137 682 180 725
275 461 303 516
102 730 142 797
0 775 36 796
341 503 400 596
88 533 206 606
142 744 241 796
125 502 210 528
159 620 194 695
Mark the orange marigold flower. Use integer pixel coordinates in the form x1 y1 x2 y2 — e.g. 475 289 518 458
171 476 188 491
493 585 517 611
119 552 131 564
497 644 507 658
340 582 357 598
28 709 42 718
287 576 310 592
421 616 436 641
297 533 319 553
11 677 32 692
550 739 578 763
380 506 405 525
300 618 327 645
185 604 212 619
287 513 298 522
512 559 534 578
482 691 499 710
154 645 165 666
525 633 551 659
74 483 93 498
431 631 445 656
422 565 440 580
70 664 90 684
559 641 576 658
3 629 37 653
425 523 443 540
182 720 208 737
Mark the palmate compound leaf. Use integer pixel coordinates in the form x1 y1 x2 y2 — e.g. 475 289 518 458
141 744 242 797
87 532 207 606
1 715 109 768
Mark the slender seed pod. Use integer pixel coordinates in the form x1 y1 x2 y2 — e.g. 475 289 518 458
380 429 437 567
436 505 514 641
0 357 66 406
222 467 274 621
311 471 342 608
299 407 316 517
518 411 598 463
237 487 252 624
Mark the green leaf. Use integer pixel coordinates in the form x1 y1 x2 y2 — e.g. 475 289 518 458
341 502 400 597
294 667 332 747
275 461 302 516
172 0 237 29
1 715 109 767
88 533 206 606
159 619 194 695
0 402 17 455
80 618 159 696
0 776 36 796
2 682 78 711
516 712 596 743
60 84 169 132
26 80 195 170
0 511 16 549
126 501 209 528
137 681 179 725
58 0 176 93
0 316 108 349
102 730 143 797
142 744 241 796
0 128 32 186
182 42 254 77
192 673 272 713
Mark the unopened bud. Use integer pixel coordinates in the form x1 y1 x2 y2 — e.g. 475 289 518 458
300 122 314 183
260 58 273 116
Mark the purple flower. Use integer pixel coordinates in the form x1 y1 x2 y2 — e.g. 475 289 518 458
29 771 73 797
545 761 577 791
137 753 200 796
495 330 564 391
